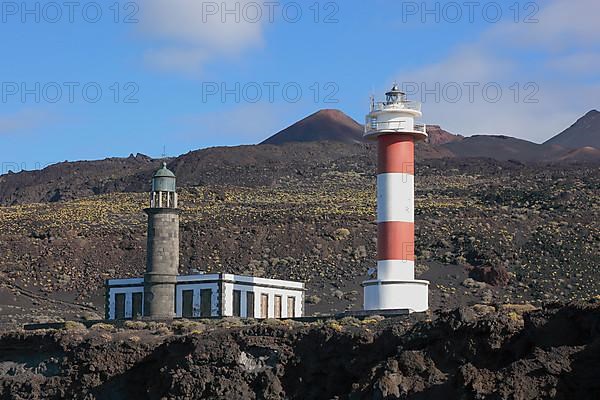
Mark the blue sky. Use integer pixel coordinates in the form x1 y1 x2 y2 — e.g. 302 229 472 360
1 0 598 171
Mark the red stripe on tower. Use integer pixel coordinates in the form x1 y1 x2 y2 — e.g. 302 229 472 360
377 222 415 261
377 134 415 175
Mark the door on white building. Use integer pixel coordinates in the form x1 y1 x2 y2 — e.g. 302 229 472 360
182 290 194 318
200 289 212 317
115 293 126 320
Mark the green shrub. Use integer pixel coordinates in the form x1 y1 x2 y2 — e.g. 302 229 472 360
63 321 87 331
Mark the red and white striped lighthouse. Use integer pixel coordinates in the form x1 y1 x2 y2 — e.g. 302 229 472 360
362 84 429 312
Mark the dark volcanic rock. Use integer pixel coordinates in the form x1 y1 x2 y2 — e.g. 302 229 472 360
2 303 600 399
469 264 511 286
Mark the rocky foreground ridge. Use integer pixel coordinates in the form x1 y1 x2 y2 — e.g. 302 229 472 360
1 302 600 399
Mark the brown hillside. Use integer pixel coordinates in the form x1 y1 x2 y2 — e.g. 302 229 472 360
545 110 600 149
426 125 464 145
261 109 364 145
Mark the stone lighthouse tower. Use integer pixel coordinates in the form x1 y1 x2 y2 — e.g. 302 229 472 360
362 84 429 312
143 162 180 319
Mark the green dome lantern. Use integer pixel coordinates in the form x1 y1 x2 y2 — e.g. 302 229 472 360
152 162 176 193
149 162 178 209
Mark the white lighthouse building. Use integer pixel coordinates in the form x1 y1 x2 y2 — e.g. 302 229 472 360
362 84 429 313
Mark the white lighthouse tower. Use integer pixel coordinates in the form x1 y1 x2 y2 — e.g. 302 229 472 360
362 84 429 313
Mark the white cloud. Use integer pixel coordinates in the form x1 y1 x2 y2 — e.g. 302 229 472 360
0 108 56 136
491 0 600 50
393 0 600 143
403 45 513 84
409 85 584 144
547 52 600 75
137 0 265 74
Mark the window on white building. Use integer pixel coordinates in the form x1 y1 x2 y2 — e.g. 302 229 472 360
247 292 255 318
261 294 269 318
233 290 242 317
274 295 282 318
132 292 143 319
287 297 295 318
